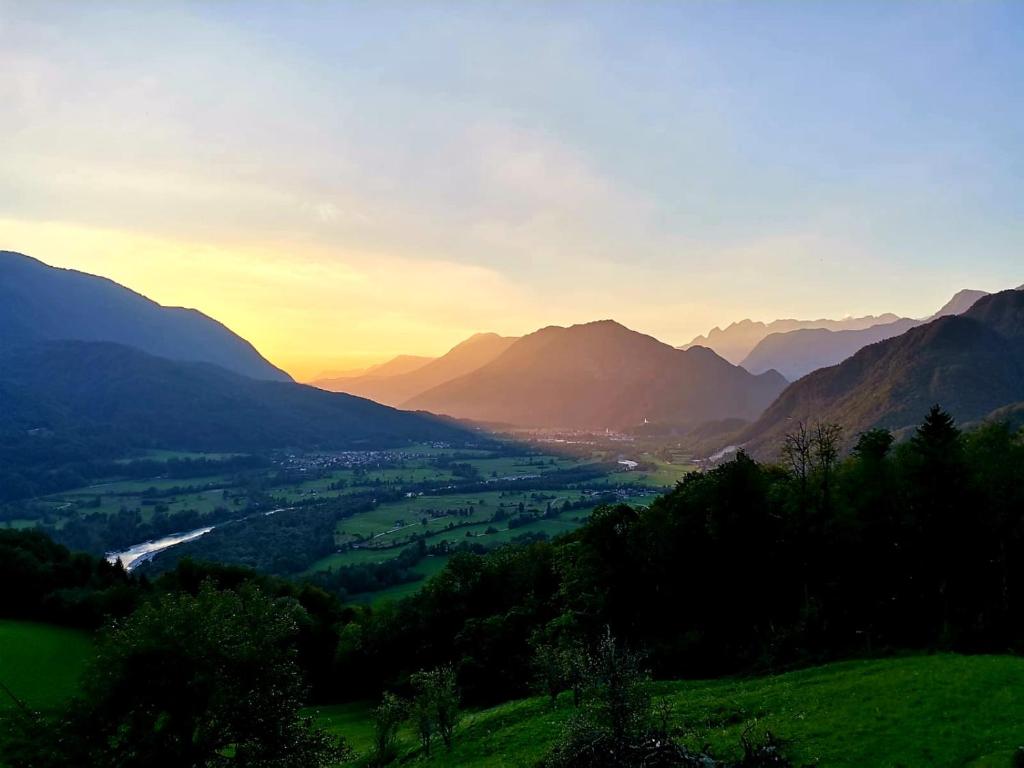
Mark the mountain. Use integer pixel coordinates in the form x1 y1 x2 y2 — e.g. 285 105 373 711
928 288 990 319
0 341 469 452
740 319 922 380
314 333 517 406
310 354 434 385
404 320 788 430
0 251 291 382
738 288 1003 381
682 314 903 364
363 355 435 377
740 289 1024 457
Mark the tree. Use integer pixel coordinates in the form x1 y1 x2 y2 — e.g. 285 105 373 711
853 428 894 463
532 641 569 706
782 420 812 497
6 584 351 768
410 666 461 752
812 422 843 513
372 692 406 766
907 405 967 641
911 404 961 463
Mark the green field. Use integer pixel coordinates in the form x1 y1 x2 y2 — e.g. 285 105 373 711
7 618 1020 766
13 443 686 599
308 505 592 573
349 556 452 605
598 452 697 488
314 654 1024 767
0 620 93 710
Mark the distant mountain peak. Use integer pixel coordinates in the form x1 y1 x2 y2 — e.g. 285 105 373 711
315 331 518 406
682 313 907 365
405 319 786 430
928 288 990 320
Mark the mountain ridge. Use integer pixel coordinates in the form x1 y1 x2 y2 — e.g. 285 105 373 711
0 340 469 452
681 314 904 364
0 251 291 382
740 288 1024 457
314 332 517 406
740 318 923 380
736 286 1011 381
405 319 788 430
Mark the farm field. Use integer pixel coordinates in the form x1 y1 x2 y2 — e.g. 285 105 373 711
5 438 695 601
0 620 93 711
314 654 1024 767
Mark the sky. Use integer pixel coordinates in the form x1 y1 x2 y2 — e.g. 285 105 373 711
2 1 1022 380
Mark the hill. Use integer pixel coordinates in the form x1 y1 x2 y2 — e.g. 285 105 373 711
0 251 291 382
681 314 903 364
0 341 470 453
315 333 517 406
314 654 1024 767
740 318 921 380
405 320 787 430
741 289 1024 456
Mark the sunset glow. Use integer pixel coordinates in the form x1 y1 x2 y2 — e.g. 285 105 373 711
3 1 1023 379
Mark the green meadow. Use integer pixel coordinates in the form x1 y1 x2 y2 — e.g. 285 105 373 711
314 654 1024 768
7 617 1023 768
0 620 93 711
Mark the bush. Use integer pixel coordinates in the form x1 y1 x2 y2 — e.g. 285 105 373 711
541 630 792 768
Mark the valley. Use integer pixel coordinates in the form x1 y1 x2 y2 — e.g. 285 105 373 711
4 436 694 602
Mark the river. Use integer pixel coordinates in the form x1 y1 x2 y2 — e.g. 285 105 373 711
105 506 294 572
106 525 215 571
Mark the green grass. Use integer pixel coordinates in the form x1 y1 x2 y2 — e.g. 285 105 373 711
350 556 451 605
598 454 697 489
312 702 385 756
309 503 592 575
0 620 93 710
314 654 1024 767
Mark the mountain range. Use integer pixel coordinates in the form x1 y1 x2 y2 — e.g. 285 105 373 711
7 248 1023 458
1 251 292 382
0 251 472 453
726 288 995 381
313 333 518 406
404 320 788 430
681 314 903 365
740 288 1024 457
740 319 923 380
0 341 468 452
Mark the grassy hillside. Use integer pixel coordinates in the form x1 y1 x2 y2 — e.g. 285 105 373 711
314 654 1024 767
0 620 92 710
